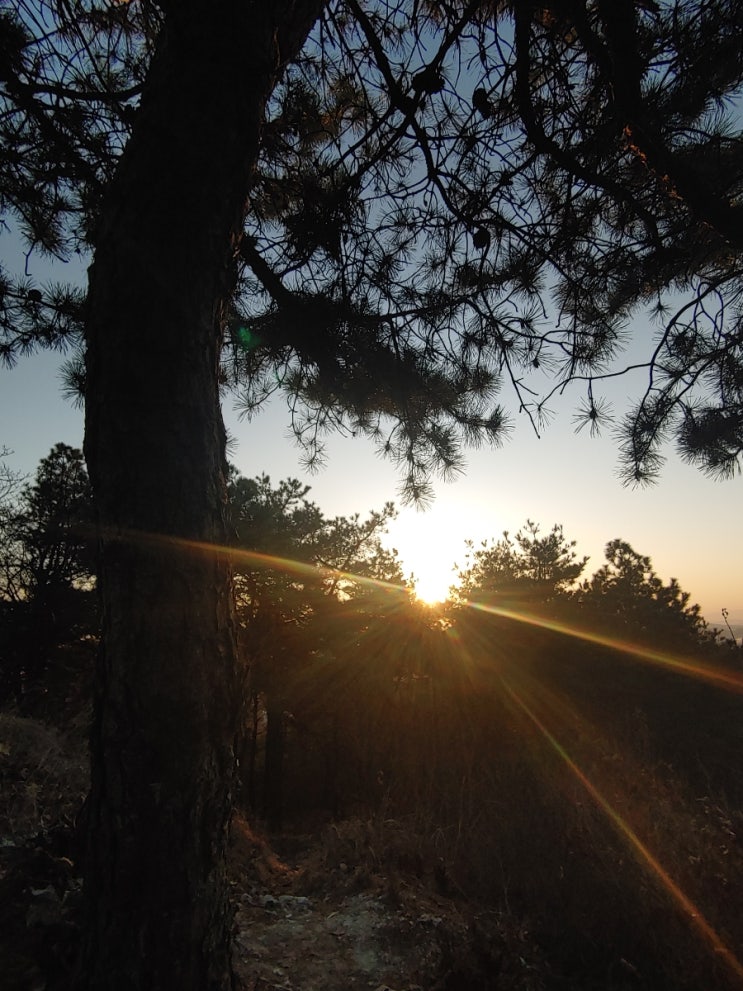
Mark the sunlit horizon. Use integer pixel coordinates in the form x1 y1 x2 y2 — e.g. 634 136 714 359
1 350 742 628
111 526 743 695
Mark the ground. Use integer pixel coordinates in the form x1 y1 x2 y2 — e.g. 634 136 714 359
229 816 546 991
0 802 546 991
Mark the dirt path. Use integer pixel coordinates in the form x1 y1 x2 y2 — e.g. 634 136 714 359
229 817 545 991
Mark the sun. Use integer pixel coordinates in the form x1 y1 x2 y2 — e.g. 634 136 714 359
413 570 453 606
384 506 464 607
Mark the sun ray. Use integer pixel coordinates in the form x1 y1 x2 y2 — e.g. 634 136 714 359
96 527 743 696
500 677 743 988
99 524 743 983
99 527 413 599
465 599 743 695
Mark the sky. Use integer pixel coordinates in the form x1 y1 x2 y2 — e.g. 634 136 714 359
1 221 742 627
1 333 741 628
2 15 741 634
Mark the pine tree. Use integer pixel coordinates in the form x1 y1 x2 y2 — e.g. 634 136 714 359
229 471 405 825
454 519 588 607
1 2 742 987
574 538 711 649
0 443 94 710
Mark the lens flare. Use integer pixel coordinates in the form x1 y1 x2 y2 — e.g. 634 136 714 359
99 526 743 982
236 325 260 352
500 677 743 987
466 599 743 695
100 526 412 600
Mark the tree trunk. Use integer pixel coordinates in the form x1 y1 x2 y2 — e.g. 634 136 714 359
81 3 324 988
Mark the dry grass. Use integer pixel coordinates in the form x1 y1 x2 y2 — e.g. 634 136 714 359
0 711 89 840
268 635 743 991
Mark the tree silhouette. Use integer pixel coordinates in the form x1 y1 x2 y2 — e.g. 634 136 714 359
229 0 743 486
1 2 742 986
455 520 588 607
0 447 23 503
229 471 406 826
573 538 712 650
0 443 94 710
505 0 743 481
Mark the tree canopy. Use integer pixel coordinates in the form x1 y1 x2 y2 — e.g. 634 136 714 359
455 519 588 604
232 0 743 492
0 442 92 602
2 1 743 496
573 536 713 649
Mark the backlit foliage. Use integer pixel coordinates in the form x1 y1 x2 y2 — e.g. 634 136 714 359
2 2 742 498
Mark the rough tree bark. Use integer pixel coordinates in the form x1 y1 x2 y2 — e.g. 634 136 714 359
81 3 325 988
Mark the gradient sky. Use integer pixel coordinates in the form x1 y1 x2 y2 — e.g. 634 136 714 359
2 7 741 649
2 340 741 627
1 230 741 627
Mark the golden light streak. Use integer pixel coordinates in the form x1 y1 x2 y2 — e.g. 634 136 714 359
500 677 743 988
466 599 743 694
103 526 743 695
99 527 412 600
